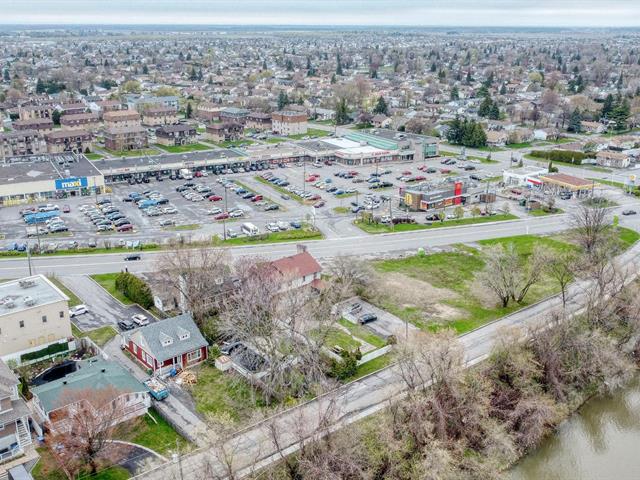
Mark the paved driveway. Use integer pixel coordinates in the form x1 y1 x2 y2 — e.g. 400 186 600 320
59 274 154 331
342 299 419 340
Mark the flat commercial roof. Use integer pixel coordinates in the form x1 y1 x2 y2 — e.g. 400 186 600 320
322 138 361 149
0 275 68 317
539 173 593 189
0 153 103 187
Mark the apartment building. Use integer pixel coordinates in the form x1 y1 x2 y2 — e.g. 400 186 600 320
205 122 243 142
59 113 100 131
104 126 148 151
18 105 54 121
103 110 142 129
246 112 272 131
0 131 47 159
11 118 54 134
0 276 73 365
271 110 308 136
45 130 93 154
142 107 180 127
155 124 197 146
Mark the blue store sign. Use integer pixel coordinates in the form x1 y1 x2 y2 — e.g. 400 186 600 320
55 177 88 190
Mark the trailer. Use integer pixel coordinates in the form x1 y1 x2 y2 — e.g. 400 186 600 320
144 377 169 401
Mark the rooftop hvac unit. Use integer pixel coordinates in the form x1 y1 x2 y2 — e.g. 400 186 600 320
18 279 36 289
64 169 70 177
23 296 35 306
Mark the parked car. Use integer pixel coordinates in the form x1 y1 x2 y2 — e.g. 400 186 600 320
214 212 230 220
622 209 637 215
118 319 135 331
358 313 378 324
117 224 134 232
69 305 89 317
62 205 71 213
132 314 149 326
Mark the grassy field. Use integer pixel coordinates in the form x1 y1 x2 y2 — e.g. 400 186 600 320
288 128 331 140
506 142 533 149
84 325 118 347
218 225 322 245
119 408 189 456
529 208 564 217
215 139 254 148
90 273 133 305
438 150 497 163
154 143 211 153
164 224 201 231
264 137 288 144
104 148 157 158
333 206 350 214
85 153 105 161
346 354 394 382
33 447 130 480
311 327 361 351
337 319 387 348
47 276 81 306
189 363 266 423
354 214 518 234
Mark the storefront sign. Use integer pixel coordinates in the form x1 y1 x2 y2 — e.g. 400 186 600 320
55 177 88 190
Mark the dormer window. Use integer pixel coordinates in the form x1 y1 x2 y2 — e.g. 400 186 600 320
159 332 173 347
177 327 190 341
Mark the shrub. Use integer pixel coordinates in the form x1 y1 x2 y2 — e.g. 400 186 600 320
21 341 68 362
529 150 594 165
115 272 153 308
329 349 360 380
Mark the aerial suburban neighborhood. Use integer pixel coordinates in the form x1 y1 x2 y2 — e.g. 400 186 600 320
1 1 640 479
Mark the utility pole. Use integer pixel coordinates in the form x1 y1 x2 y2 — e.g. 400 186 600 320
302 157 306 196
389 196 394 231
222 186 228 241
26 243 32 276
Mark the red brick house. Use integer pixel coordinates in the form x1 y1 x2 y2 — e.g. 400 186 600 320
121 313 208 374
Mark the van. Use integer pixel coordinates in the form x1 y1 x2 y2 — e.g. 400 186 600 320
241 222 259 236
180 168 193 180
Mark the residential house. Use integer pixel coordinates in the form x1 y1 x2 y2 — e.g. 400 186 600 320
205 123 244 143
122 313 208 374
486 130 508 147
0 360 38 472
312 107 335 121
59 113 100 132
155 124 197 146
596 150 631 169
104 126 148 151
45 130 93 154
11 118 54 134
271 111 307 136
246 112 272 132
0 276 73 365
580 121 606 134
269 245 322 291
372 114 392 128
0 131 47 159
89 100 124 118
30 358 149 433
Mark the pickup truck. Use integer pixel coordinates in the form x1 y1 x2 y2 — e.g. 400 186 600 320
144 377 169 401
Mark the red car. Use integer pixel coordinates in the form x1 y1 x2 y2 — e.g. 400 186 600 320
440 168 451 174
214 213 229 220
414 175 426 181
313 201 325 208
402 170 412 176
117 224 133 232
62 205 71 213
306 176 318 182
250 195 263 202
208 195 222 201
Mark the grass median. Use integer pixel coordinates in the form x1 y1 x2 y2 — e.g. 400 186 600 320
154 143 211 153
255 176 305 203
215 224 322 245
354 213 518 234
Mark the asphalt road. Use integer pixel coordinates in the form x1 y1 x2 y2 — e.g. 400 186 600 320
132 239 640 480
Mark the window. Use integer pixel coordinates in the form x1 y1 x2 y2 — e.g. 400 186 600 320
59 311 64 318
19 320 24 328
42 315 47 323
187 349 202 362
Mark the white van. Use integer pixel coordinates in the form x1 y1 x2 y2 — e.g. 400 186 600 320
241 222 259 236
180 168 193 180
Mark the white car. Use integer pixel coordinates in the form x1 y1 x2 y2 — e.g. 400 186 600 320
229 210 244 218
132 314 149 326
69 305 89 317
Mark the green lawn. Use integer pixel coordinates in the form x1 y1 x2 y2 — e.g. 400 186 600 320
617 226 640 247
346 354 394 382
190 363 266 423
218 226 322 245
264 137 288 144
333 206 350 214
85 153 105 161
33 447 130 480
47 277 81 307
104 148 157 158
335 192 358 199
288 128 331 140
438 150 497 163
311 327 361 351
354 214 518 234
506 142 533 149
337 319 386 348
119 408 189 456
85 326 118 347
90 273 133 305
310 119 336 126
154 143 211 153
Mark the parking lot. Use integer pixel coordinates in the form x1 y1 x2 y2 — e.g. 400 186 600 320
341 298 419 340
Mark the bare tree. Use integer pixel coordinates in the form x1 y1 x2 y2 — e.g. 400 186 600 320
46 387 133 477
325 255 374 299
478 243 551 308
546 250 577 307
569 203 611 255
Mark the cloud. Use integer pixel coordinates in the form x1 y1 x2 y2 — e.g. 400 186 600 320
1 0 639 26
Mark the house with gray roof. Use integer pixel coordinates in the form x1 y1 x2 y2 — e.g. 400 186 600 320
30 358 149 433
122 313 208 374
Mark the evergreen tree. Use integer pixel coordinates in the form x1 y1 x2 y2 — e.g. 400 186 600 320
601 93 614 118
373 96 388 115
478 96 493 117
500 83 507 95
142 65 149 74
51 110 61 126
568 109 583 133
2 68 10 82
450 85 459 101
277 91 289 110
336 53 343 76
185 102 193 119
335 98 350 125
262 59 268 70
35 78 44 94
330 74 337 84
610 97 630 131
489 102 500 120
189 66 197 81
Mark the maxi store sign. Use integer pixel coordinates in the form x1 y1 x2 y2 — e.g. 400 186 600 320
55 177 88 190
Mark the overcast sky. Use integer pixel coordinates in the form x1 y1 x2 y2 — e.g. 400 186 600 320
2 0 639 27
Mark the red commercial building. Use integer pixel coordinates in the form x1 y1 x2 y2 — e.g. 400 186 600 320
401 181 467 211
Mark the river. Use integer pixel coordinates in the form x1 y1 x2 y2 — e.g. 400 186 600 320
510 375 640 480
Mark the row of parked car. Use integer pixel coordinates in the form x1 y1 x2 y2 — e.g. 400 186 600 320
81 199 134 232
260 172 326 208
217 178 280 212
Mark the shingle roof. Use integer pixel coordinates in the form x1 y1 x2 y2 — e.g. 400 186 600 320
31 358 145 414
124 313 208 364
270 251 322 279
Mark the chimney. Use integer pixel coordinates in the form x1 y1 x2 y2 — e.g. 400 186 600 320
296 244 307 254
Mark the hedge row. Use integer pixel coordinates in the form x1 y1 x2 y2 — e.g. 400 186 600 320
529 150 595 165
21 341 68 362
115 272 153 309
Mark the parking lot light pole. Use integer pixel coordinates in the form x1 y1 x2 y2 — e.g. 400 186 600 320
223 187 228 241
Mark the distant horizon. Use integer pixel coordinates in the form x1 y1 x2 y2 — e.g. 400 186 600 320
2 1 640 28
